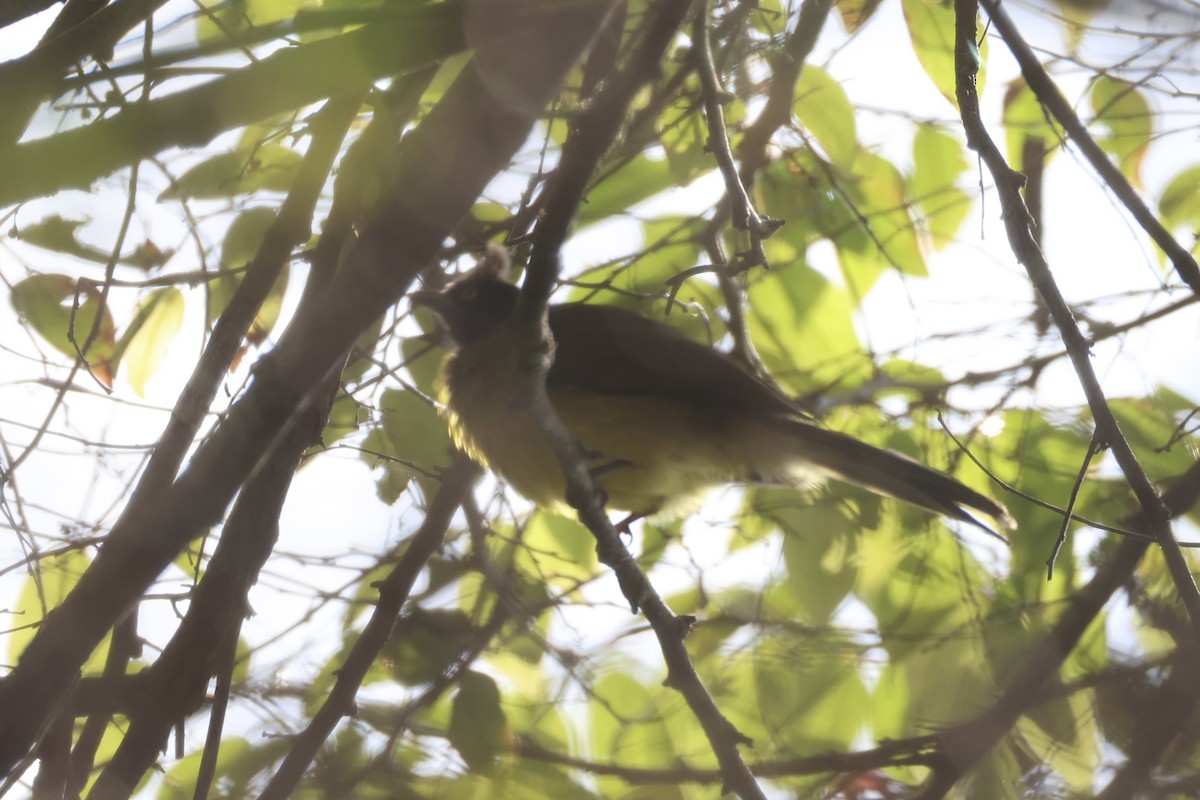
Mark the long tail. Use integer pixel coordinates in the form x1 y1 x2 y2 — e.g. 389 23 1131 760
777 419 1015 537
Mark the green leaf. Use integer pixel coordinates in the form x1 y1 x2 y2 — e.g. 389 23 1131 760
157 737 289 800
758 150 924 295
221 206 278 269
361 388 453 504
449 671 510 771
911 124 971 247
209 208 289 347
15 215 111 263
1002 77 1064 172
11 274 116 386
873 634 994 738
588 671 675 776
857 523 985 657
657 83 711 184
116 287 184 396
836 0 886 31
1018 693 1100 793
310 391 361 454
748 488 857 624
577 155 676 227
902 0 987 107
568 216 723 343
751 637 868 753
385 608 476 686
959 743 1024 800
758 150 857 252
522 511 598 585
400 334 446 400
746 264 866 395
1159 165 1200 238
196 0 314 43
794 66 858 171
9 548 92 666
1090 75 1152 186
160 145 303 200
14 216 174 272
845 149 927 283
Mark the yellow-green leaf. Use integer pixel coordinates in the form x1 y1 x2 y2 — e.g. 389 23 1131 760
118 287 184 396
903 0 987 107
9 549 92 665
361 388 453 504
449 671 510 772
1090 75 1151 186
911 124 971 247
209 208 289 347
747 264 866 395
1003 77 1064 172
1159 165 1200 240
577 155 676 227
794 66 858 171
11 274 116 386
160 146 303 200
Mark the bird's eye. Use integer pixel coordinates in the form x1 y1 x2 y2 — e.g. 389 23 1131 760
460 285 478 301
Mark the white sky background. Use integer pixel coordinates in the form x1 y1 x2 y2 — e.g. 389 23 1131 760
0 0 1199 795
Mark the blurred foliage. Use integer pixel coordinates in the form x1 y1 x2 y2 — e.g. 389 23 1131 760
3 0 1199 798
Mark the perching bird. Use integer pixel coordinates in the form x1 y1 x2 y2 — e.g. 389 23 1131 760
411 248 1013 535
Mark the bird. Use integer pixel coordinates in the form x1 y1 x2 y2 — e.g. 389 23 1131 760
410 247 1014 536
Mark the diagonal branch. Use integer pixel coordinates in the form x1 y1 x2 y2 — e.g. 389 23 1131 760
513 3 769 798
83 92 365 798
0 7 465 206
953 0 1200 637
978 0 1200 298
0 1 611 775
918 460 1200 798
0 0 171 145
737 0 832 180
257 455 480 800
692 0 781 270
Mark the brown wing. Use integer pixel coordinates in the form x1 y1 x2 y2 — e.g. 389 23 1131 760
546 303 800 419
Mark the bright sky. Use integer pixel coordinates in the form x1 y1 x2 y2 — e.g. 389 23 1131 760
0 1 1198 795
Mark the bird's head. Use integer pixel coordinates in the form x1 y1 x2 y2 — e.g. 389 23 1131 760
410 245 520 345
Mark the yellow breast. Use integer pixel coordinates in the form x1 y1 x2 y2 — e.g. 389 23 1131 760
436 330 768 519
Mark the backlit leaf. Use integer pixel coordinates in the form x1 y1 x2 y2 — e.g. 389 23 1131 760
1003 77 1064 172
1090 75 1151 186
11 274 115 386
117 287 184 396
794 66 857 171
903 0 987 107
449 671 509 771
911 124 971 247
361 388 453 504
160 145 302 200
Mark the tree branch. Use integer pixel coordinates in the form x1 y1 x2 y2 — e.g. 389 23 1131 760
918 459 1200 797
0 1 611 774
512 3 769 798
257 454 480 800
954 0 1200 642
693 0 780 270
0 6 465 206
82 93 364 799
978 0 1200 297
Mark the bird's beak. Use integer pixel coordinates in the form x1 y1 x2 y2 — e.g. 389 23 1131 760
408 289 446 315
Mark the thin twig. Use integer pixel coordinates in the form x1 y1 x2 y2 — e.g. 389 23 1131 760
978 0 1200 297
954 0 1200 636
692 0 781 270
1047 433 1103 580
512 3 769 798
256 456 478 800
937 413 1164 544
